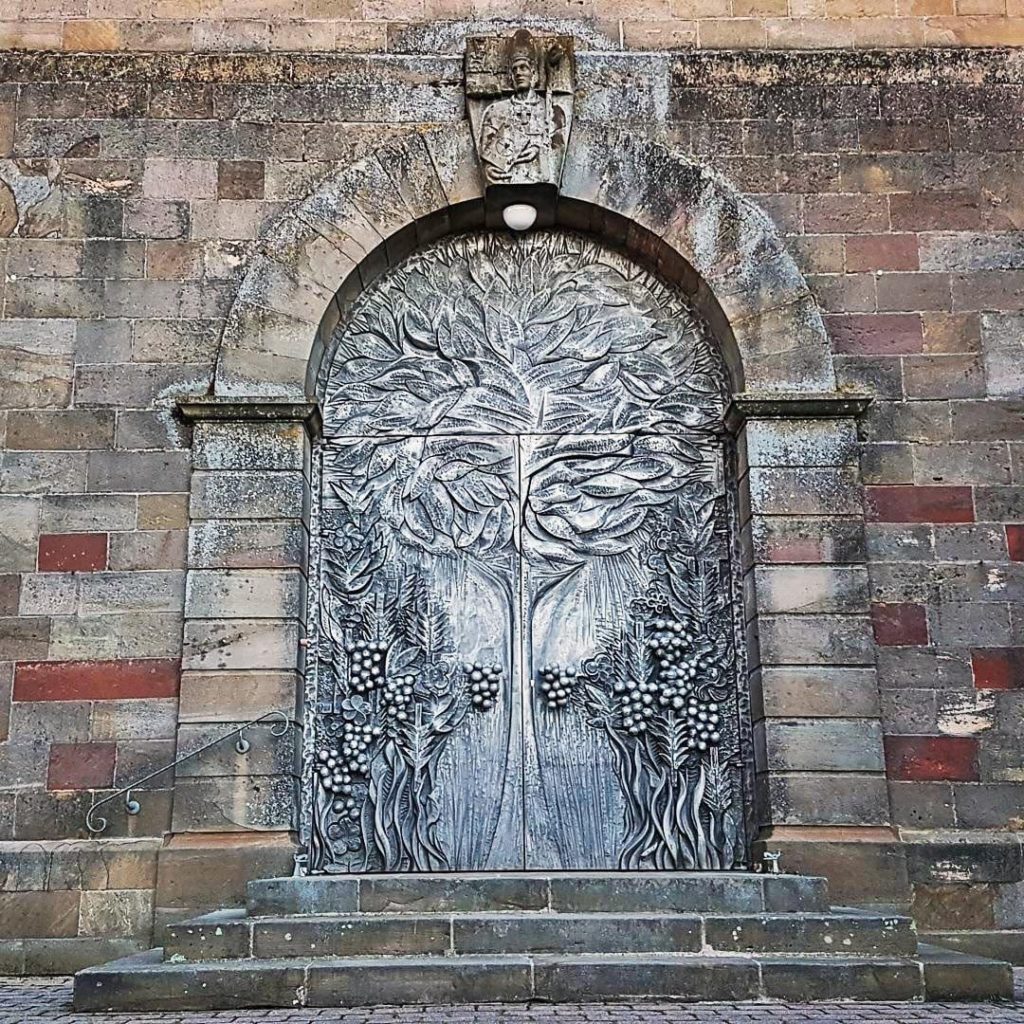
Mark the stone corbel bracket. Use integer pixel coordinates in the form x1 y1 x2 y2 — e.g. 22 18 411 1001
465 29 576 228
179 396 323 436
725 391 872 435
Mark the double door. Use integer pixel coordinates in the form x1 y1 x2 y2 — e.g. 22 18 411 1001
312 431 743 872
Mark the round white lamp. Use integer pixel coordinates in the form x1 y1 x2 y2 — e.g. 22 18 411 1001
502 203 538 232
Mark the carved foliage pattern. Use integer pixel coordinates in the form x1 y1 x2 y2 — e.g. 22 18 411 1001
308 232 743 873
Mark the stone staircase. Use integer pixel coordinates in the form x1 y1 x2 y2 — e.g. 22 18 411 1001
74 871 1014 1011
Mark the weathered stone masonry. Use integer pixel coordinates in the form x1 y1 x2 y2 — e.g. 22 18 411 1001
0 44 1023 972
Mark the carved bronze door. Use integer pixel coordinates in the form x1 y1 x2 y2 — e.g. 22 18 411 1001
306 232 747 874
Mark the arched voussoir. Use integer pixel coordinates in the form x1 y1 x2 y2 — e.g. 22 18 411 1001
214 123 484 399
213 120 834 400
559 124 835 393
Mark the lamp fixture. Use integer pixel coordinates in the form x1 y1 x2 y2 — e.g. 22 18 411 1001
502 203 538 231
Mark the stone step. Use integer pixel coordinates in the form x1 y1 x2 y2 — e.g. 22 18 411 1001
165 909 917 961
74 945 1013 1011
247 871 830 917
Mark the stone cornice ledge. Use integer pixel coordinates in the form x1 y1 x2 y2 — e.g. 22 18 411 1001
178 396 323 435
725 391 872 432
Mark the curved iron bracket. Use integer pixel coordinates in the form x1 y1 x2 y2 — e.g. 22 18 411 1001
85 711 290 835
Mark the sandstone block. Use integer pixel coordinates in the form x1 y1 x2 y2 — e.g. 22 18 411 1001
752 565 869 615
170 775 296 832
188 519 307 569
183 619 301 673
87 451 190 494
79 889 153 939
185 568 304 620
190 471 307 521
758 719 885 773
0 891 80 939
192 420 308 472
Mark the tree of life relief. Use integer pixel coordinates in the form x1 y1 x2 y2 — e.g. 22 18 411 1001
304 231 747 874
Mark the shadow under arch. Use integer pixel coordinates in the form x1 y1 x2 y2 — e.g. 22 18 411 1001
212 122 836 404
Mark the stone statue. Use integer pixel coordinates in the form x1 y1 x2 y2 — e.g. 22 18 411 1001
465 29 576 214
478 30 556 185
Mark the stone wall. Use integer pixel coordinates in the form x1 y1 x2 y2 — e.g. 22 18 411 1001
3 4 1024 52
0 43 1022 969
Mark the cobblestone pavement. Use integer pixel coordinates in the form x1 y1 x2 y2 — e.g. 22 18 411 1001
1 977 1023 1023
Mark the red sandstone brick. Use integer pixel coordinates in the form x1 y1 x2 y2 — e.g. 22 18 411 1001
0 575 19 616
872 602 929 646
46 742 116 791
972 648 1024 690
217 160 265 200
13 659 180 702
845 233 919 272
826 312 923 355
803 194 889 234
865 485 974 523
875 272 952 312
889 191 983 231
37 533 107 572
885 735 979 782
1008 525 1024 561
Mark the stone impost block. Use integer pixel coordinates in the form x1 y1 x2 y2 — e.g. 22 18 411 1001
185 568 305 621
190 470 308 522
182 619 301 672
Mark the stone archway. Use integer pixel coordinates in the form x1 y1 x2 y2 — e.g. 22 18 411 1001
178 122 889 877
211 122 835 401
